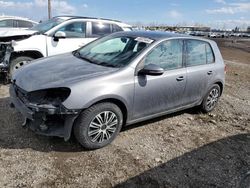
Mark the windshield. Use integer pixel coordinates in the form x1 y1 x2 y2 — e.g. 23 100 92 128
74 36 153 68
31 18 64 33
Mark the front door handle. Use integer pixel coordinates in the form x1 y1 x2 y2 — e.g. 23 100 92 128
207 71 213 75
176 76 184 81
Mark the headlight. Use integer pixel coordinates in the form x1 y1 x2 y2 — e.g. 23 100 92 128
28 87 71 106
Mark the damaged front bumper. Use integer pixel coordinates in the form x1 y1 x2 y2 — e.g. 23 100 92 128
0 42 13 73
9 84 80 141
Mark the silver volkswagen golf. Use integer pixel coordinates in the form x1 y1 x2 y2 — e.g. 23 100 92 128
10 31 225 149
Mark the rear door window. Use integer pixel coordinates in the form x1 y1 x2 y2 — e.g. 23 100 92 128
91 22 112 37
186 40 215 66
186 40 206 66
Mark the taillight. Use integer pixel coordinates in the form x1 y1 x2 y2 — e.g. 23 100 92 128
224 64 227 73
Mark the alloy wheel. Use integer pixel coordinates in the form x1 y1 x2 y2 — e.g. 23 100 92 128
206 88 219 111
88 111 118 143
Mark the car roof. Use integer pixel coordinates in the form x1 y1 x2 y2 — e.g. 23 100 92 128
55 15 122 23
0 16 37 23
54 16 131 28
111 31 190 40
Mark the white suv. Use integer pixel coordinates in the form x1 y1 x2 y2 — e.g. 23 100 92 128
0 16 132 77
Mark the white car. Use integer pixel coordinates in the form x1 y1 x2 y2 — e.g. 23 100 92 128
0 16 37 31
0 16 132 77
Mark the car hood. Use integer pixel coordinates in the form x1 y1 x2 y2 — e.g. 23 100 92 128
0 28 37 37
13 53 118 92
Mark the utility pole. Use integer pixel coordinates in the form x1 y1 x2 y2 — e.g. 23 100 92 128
48 0 51 19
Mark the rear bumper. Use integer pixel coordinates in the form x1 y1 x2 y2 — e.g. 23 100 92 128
9 84 79 141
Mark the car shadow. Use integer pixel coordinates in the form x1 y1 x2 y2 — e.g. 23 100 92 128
115 133 250 188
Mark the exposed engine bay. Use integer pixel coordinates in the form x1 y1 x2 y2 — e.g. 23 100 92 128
0 42 13 73
0 35 32 76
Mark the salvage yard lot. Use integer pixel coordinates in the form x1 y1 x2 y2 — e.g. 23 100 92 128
0 38 249 187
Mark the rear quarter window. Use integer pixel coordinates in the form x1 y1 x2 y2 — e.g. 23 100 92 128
112 24 123 32
206 43 215 64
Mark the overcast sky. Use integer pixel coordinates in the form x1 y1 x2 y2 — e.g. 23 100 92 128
0 0 249 29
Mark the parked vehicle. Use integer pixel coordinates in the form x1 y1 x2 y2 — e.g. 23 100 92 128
208 32 221 38
242 33 250 38
0 16 132 79
0 16 37 30
10 31 225 149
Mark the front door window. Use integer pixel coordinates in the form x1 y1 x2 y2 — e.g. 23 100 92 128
57 22 86 38
144 39 183 70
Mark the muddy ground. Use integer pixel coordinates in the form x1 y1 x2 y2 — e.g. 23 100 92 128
0 38 249 188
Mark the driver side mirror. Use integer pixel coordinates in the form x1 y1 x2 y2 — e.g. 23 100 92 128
139 64 164 76
53 31 66 41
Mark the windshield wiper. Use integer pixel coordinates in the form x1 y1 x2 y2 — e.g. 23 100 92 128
73 51 96 64
73 51 119 68
73 50 81 57
96 62 118 68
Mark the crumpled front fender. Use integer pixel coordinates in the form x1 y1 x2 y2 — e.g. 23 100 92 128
0 42 13 72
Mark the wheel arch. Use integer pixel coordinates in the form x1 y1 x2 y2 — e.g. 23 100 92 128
200 80 224 105
213 81 224 96
65 98 129 141
90 98 128 126
10 50 44 61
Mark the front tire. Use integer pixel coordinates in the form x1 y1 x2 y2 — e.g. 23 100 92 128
201 84 221 113
9 56 34 77
74 102 123 149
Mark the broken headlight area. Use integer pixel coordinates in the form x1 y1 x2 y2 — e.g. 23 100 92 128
15 86 76 115
28 88 71 104
11 85 79 139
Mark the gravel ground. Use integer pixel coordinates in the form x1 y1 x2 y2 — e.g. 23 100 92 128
0 39 249 188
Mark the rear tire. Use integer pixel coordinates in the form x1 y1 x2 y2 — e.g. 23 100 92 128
74 102 123 150
201 84 221 113
9 56 34 77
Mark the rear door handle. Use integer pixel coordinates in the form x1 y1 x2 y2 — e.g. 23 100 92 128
176 76 184 81
207 71 213 75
